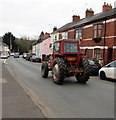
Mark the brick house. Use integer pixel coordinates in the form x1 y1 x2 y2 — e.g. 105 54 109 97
51 3 116 64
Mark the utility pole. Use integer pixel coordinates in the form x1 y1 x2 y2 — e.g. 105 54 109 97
103 20 106 65
10 34 11 53
28 37 29 52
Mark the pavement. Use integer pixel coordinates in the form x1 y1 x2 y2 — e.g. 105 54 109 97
2 60 45 118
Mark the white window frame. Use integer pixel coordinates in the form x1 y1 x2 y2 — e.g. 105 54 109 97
53 33 59 42
62 32 68 39
75 28 82 40
94 48 102 59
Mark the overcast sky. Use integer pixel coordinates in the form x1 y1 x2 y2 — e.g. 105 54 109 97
0 0 115 39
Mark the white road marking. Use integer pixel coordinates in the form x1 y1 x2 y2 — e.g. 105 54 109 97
2 59 8 65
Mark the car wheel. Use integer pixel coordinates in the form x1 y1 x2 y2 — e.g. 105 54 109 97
39 59 41 62
100 71 106 80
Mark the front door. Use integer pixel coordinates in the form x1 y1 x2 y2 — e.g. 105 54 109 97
107 48 113 63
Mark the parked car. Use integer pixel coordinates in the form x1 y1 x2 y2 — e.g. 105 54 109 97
88 60 101 75
0 52 9 59
30 55 41 62
25 53 30 60
23 53 28 59
14 53 19 58
99 61 116 80
10 52 14 56
25 53 36 61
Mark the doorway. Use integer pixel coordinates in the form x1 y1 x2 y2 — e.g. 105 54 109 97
107 48 113 63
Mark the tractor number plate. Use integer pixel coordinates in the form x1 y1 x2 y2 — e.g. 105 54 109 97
67 58 76 61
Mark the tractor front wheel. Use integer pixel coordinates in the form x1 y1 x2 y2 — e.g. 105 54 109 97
76 57 90 83
52 57 65 85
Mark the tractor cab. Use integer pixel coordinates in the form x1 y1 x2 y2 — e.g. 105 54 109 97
53 39 80 55
50 39 81 67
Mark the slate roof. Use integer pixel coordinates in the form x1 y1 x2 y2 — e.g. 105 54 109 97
32 36 51 45
32 39 40 45
53 8 116 33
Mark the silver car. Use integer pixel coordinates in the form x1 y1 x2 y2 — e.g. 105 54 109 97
0 52 9 59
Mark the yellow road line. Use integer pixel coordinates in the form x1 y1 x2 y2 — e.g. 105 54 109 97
0 79 7 83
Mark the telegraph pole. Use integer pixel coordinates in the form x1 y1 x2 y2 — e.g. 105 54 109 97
10 34 12 53
28 37 29 52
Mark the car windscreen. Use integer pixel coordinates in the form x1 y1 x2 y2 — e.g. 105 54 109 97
107 61 116 67
88 60 95 65
15 53 19 55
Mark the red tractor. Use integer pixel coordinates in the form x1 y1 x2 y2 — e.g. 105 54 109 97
41 39 90 85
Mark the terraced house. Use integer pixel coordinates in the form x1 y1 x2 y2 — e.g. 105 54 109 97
32 32 51 60
51 2 116 65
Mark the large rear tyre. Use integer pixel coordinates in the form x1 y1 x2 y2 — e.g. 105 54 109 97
52 57 65 85
41 62 49 78
76 57 90 83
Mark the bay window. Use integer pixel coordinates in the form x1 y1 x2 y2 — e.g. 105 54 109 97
93 24 102 38
76 28 82 40
62 32 68 39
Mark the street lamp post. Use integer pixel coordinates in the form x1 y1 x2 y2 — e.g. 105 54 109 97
9 34 13 53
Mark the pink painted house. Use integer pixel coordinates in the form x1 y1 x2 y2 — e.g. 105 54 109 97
40 36 52 60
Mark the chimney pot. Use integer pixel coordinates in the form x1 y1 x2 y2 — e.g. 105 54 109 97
72 15 80 22
53 26 57 32
86 8 94 17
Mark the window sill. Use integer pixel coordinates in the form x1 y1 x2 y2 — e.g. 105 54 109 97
93 38 102 43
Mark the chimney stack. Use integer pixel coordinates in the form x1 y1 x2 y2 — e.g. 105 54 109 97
72 15 80 22
86 8 94 17
39 31 44 39
103 2 112 12
53 26 57 32
44 32 50 39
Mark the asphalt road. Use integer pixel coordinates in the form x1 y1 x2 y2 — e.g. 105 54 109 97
5 57 115 118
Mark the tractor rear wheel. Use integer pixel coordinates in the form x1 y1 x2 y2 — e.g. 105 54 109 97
76 57 90 83
52 57 65 85
41 62 49 78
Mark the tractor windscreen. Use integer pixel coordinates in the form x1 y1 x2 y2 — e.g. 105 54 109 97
53 42 60 52
64 42 78 53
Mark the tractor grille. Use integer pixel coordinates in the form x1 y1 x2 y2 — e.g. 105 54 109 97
65 54 77 57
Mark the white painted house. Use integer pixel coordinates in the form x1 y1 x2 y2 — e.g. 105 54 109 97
0 37 9 54
32 40 40 57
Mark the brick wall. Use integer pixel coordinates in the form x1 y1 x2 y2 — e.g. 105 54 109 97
80 18 116 63
68 30 75 39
